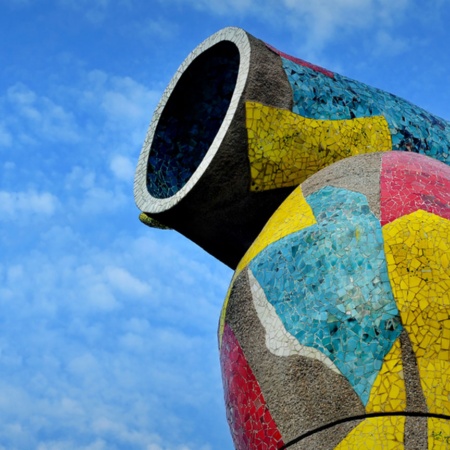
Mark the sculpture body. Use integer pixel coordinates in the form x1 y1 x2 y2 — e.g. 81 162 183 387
134 28 450 449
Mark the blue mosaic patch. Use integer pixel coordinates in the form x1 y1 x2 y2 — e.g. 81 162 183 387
147 46 239 199
249 186 403 404
281 57 450 165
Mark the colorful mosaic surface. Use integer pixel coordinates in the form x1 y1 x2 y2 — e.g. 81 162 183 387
245 44 450 194
221 323 285 450
249 185 402 405
280 56 450 161
220 152 450 448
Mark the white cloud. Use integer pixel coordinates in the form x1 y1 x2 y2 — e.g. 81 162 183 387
134 18 179 41
118 332 146 352
89 186 127 213
0 123 12 147
0 224 231 447
100 78 150 123
5 83 80 144
0 71 159 226
373 30 409 56
0 18 232 448
0 190 58 220
95 73 160 149
272 0 412 55
181 0 254 15
169 0 415 57
1 70 158 167
57 0 111 24
68 352 101 378
37 440 107 450
84 282 120 311
104 266 150 296
81 70 159 130
110 155 135 181
65 167 97 190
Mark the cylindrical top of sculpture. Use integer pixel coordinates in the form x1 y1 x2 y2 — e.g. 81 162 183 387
134 27 450 268
134 27 450 449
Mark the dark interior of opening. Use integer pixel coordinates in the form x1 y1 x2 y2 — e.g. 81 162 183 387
146 41 240 199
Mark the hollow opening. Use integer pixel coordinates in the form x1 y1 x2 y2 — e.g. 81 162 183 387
146 41 240 199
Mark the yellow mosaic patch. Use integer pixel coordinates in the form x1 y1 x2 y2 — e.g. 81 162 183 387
334 416 405 449
218 185 316 347
246 101 391 191
429 417 450 449
366 338 406 413
236 185 316 274
383 210 450 416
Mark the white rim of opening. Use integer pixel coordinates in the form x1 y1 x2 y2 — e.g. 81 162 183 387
134 27 251 214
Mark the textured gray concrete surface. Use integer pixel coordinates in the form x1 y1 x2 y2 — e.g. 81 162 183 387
302 152 383 219
226 269 365 448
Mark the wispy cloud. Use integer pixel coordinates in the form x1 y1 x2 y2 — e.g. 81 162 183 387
180 0 255 16
0 190 58 220
0 69 160 221
0 225 230 448
163 0 428 61
57 0 112 24
110 155 135 182
373 30 409 57
4 83 80 145
126 17 180 42
279 0 411 53
78 70 160 157
0 123 12 148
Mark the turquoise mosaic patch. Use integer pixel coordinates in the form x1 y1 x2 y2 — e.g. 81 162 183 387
281 57 450 165
249 186 403 404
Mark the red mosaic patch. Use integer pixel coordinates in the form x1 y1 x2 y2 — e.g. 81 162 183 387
265 43 335 79
380 152 450 225
220 323 285 450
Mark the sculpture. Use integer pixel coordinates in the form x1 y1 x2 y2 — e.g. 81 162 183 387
134 27 450 449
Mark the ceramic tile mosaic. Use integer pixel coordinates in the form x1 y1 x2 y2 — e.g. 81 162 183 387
365 338 406 413
242 48 450 195
225 268 366 450
429 418 450 449
237 186 316 275
249 185 402 405
278 56 450 165
221 323 284 450
248 268 341 372
246 101 391 191
218 186 316 343
220 152 450 448
383 210 450 416
380 151 450 226
334 416 405 449
147 48 239 199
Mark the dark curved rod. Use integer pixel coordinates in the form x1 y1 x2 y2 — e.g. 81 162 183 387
280 412 450 449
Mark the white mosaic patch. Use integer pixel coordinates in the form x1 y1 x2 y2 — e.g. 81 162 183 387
248 268 340 374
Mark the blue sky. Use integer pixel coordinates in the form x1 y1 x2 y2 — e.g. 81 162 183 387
1 1 450 449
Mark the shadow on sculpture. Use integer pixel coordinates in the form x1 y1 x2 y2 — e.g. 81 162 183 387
134 27 450 449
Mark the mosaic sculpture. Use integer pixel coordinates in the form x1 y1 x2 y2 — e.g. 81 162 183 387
134 27 450 449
